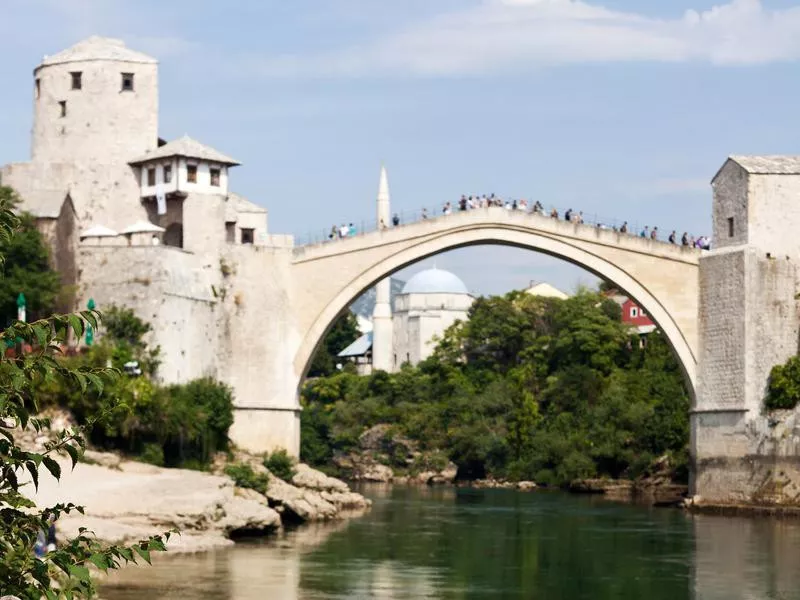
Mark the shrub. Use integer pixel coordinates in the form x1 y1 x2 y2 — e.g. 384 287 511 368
264 448 296 482
140 442 165 467
224 463 269 493
766 356 800 410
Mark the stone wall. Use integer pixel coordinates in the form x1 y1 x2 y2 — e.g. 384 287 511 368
78 245 220 384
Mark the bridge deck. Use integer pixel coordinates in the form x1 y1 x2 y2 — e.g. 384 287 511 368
292 206 702 265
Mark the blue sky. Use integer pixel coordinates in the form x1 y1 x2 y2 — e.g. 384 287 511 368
1 0 799 295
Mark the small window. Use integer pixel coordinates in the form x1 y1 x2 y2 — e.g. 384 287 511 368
225 222 236 243
163 164 172 184
35 78 40 99
121 72 134 92
210 168 221 187
147 168 156 186
186 165 197 183
630 307 639 318
727 217 734 238
58 100 66 117
241 228 254 245
70 71 82 90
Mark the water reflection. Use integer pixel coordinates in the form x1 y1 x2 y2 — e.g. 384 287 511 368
691 514 800 600
101 486 800 599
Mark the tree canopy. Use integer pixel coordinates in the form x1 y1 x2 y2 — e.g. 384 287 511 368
0 186 61 326
307 311 361 378
301 290 691 486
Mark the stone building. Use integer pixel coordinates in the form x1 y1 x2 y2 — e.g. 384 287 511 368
0 36 271 384
390 268 473 370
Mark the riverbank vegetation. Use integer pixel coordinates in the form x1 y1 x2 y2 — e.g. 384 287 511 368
301 290 690 487
35 305 235 470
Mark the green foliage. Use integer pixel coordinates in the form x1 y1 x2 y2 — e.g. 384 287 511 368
37 340 233 469
0 186 62 325
263 448 296 482
307 311 360 377
766 355 800 410
224 463 269 494
0 196 168 598
301 289 691 487
101 305 150 347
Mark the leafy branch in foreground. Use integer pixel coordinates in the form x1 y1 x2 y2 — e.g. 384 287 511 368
0 194 168 598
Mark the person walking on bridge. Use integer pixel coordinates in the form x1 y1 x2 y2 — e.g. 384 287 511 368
620 221 628 233
640 226 649 238
650 227 658 240
668 230 676 244
392 213 400 226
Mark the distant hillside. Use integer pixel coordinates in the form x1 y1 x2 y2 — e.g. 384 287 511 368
349 278 406 319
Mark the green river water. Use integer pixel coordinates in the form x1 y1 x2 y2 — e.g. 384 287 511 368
101 485 800 599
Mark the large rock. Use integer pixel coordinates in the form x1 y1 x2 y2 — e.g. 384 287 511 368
219 489 281 534
265 475 339 521
292 463 349 493
30 457 281 551
333 454 393 482
359 424 416 459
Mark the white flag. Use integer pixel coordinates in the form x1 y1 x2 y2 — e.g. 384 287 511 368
156 183 166 216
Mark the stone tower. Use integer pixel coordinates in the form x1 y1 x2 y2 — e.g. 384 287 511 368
694 156 800 501
371 166 393 372
30 36 158 229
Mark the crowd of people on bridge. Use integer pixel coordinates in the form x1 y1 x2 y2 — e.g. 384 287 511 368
323 193 710 250
442 194 711 249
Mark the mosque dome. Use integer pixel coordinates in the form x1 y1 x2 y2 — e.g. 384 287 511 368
401 268 469 295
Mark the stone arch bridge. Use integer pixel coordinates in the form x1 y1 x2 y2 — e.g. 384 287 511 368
224 157 800 505
225 206 702 459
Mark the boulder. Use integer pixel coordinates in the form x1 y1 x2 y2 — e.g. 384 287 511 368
219 493 281 534
359 424 416 460
355 461 394 482
265 475 338 521
292 463 349 493
321 491 372 511
516 481 537 492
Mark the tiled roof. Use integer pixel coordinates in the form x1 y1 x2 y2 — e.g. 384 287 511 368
129 135 240 166
39 36 156 67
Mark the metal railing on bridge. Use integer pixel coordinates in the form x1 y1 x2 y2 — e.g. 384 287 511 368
294 200 705 250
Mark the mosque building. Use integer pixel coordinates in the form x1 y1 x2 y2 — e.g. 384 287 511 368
390 268 473 369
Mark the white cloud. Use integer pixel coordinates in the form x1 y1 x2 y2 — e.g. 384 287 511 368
259 0 800 77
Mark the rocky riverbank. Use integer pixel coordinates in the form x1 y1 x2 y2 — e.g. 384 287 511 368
21 411 371 553
31 452 371 553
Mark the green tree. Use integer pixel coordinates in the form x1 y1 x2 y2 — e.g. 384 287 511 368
0 186 61 326
766 355 800 410
307 311 360 377
0 194 167 598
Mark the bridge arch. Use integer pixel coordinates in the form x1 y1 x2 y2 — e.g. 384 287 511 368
295 223 698 400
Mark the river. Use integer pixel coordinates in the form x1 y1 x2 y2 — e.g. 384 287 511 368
101 485 800 599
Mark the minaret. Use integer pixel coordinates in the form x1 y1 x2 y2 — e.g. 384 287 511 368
371 166 394 372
